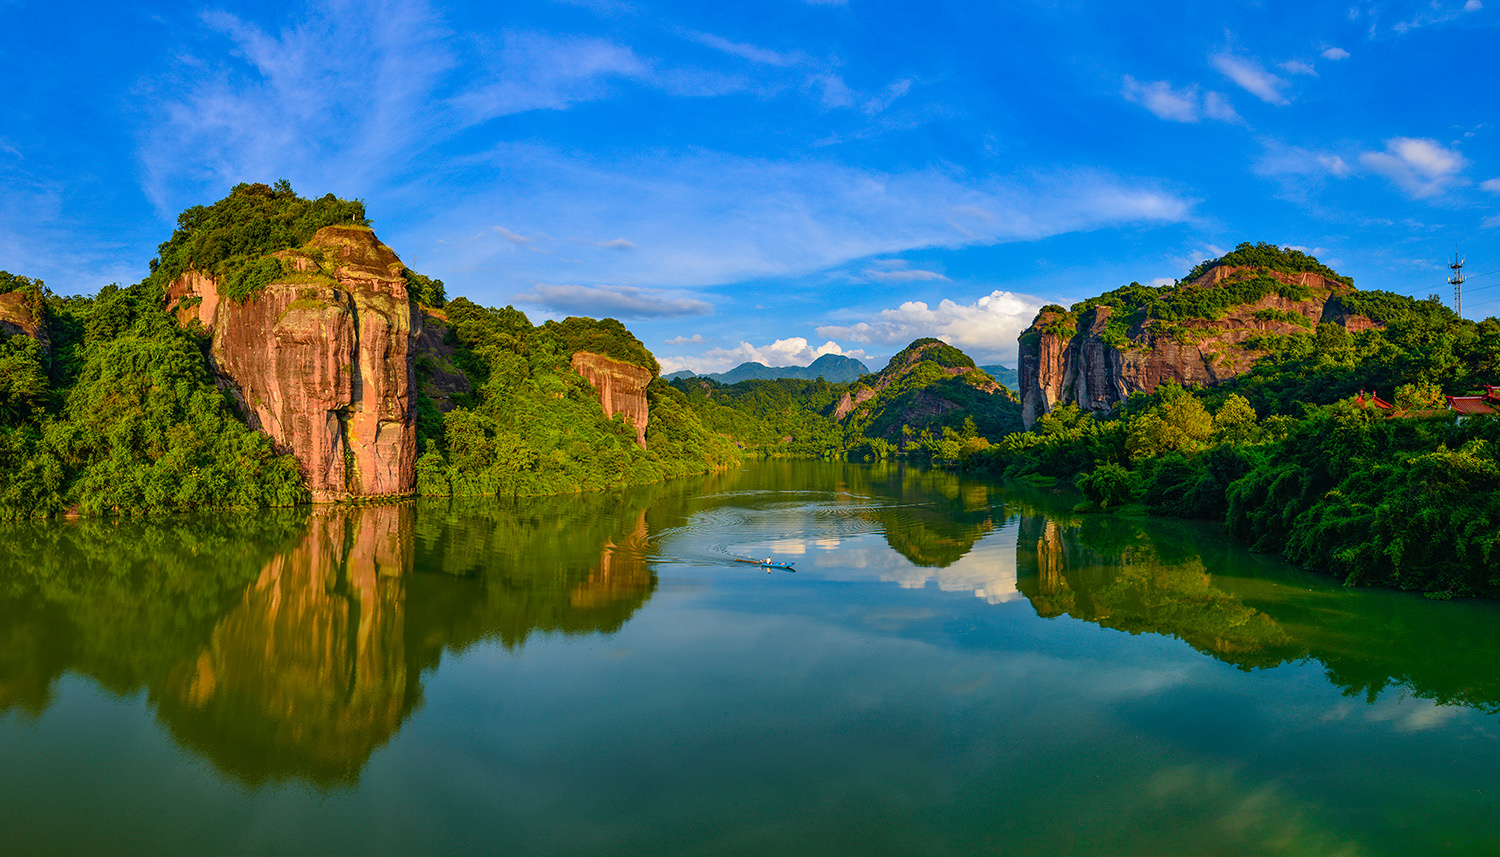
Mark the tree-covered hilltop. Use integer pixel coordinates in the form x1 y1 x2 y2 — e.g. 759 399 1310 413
668 337 1022 463
982 248 1500 596
0 185 741 519
413 299 737 497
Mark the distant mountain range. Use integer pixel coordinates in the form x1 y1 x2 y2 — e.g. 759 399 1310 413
668 356 1016 387
979 364 1019 388
667 353 870 384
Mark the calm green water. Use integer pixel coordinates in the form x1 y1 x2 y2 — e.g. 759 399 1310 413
2 460 1499 856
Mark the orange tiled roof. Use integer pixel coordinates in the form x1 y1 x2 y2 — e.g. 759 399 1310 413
1448 396 1496 415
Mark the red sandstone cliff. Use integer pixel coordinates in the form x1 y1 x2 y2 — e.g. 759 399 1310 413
1018 266 1376 427
167 225 418 500
570 351 652 448
0 291 48 351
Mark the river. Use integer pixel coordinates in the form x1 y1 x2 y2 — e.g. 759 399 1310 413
1 460 1497 855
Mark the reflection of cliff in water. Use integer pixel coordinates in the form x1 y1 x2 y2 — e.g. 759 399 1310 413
1011 492 1500 714
0 479 688 786
1015 512 1297 669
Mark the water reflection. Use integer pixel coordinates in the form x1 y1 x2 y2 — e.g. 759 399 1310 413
0 482 681 786
1009 488 1500 714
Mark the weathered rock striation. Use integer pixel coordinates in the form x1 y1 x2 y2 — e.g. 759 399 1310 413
0 291 49 351
1018 265 1375 428
167 225 418 500
570 351 652 448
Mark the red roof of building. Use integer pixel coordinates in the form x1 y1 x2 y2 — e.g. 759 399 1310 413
1448 396 1496 415
1354 391 1394 410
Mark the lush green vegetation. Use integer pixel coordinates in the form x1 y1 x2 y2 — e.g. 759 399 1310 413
414 300 736 497
0 278 308 520
145 181 370 302
990 250 1500 596
1183 241 1353 286
667 337 1022 464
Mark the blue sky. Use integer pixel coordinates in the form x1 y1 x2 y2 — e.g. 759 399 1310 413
3 0 1498 373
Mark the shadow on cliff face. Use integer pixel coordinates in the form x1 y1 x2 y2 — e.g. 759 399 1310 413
0 482 690 787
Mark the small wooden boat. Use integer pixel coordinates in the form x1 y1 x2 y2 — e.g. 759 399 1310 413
733 557 796 570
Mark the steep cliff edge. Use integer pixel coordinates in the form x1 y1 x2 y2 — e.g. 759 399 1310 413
570 351 652 448
1018 247 1375 427
167 225 417 500
0 290 48 351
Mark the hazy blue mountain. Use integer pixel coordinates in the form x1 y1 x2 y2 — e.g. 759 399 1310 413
678 353 870 384
663 370 696 380
979 364 1019 388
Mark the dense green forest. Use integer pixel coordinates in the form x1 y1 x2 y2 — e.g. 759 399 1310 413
8 187 1500 597
667 337 1022 462
0 184 734 520
413 298 737 496
976 245 1500 596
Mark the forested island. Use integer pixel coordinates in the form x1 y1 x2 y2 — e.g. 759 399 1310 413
2 184 1498 595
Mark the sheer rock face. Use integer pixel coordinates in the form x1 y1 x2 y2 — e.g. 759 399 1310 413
166 226 417 500
1018 266 1375 428
571 351 652 448
0 291 48 351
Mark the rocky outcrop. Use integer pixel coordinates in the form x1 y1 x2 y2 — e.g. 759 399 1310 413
413 308 471 412
571 351 652 448
0 291 48 351
167 225 417 500
1018 266 1375 427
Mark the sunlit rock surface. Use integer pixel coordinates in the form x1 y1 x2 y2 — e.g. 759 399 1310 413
1018 266 1376 427
166 226 417 499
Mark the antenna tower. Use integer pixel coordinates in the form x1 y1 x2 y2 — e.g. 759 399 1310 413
1449 253 1465 318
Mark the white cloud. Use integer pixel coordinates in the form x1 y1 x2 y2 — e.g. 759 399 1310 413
412 147 1194 295
815 289 1045 364
1254 141 1353 179
1280 60 1317 76
678 337 868 375
1122 76 1239 123
514 283 713 317
1211 53 1290 105
863 266 948 282
1480 178 1500 193
687 31 799 66
863 78 912 114
665 334 705 344
1466 0 1483 10
495 226 539 247
1359 137 1468 198
1322 47 1350 60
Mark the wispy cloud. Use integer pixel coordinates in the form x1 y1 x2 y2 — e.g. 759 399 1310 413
862 263 948 282
1122 76 1239 123
664 334 705 344
454 32 650 122
686 31 800 66
816 289 1045 364
138 0 455 218
515 282 713 317
411 146 1194 296
1480 178 1500 193
1359 137 1468 198
1211 53 1290 105
1322 47 1350 60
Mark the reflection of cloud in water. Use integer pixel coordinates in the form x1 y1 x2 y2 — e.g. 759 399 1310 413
1143 764 1369 857
840 521 1023 604
1364 695 1463 733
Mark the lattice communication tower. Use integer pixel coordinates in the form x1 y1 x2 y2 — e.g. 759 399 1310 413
1450 253 1465 318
